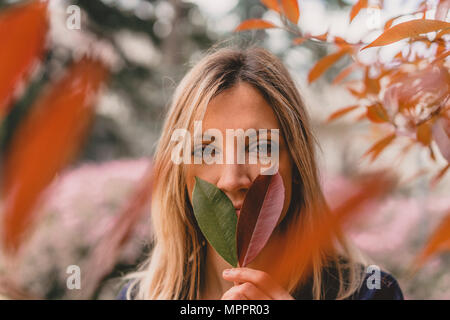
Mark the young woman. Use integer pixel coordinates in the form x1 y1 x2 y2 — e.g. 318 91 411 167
117 46 403 300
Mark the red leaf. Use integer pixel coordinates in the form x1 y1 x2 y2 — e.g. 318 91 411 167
235 19 278 31
362 19 450 50
0 0 48 119
237 172 285 267
281 0 300 24
308 47 352 83
350 0 368 23
260 0 281 13
1 58 109 255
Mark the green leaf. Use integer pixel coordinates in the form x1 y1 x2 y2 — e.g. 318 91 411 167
192 176 238 267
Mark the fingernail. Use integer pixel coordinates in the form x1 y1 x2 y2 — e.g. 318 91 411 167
223 269 232 275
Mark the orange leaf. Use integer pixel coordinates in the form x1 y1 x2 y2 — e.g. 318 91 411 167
384 64 449 114
333 36 350 48
266 171 397 288
429 144 437 162
326 105 359 123
332 63 358 85
366 103 389 123
78 165 153 298
355 112 368 122
363 133 396 162
414 211 450 269
394 51 403 60
350 0 368 23
310 31 328 42
384 17 396 30
430 163 450 188
364 67 381 95
383 10 424 31
260 0 281 13
308 48 352 83
417 121 432 146
362 19 450 50
432 116 450 162
433 50 450 64
0 0 48 119
281 0 300 24
235 19 278 31
436 42 448 56
347 85 366 99
292 37 306 45
436 28 450 38
1 58 109 255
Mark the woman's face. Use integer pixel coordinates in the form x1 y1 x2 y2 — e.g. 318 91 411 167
185 82 293 227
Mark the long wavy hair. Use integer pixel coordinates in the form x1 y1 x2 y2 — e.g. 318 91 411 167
122 44 367 300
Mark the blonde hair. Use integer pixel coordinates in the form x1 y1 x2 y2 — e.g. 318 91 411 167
122 44 367 300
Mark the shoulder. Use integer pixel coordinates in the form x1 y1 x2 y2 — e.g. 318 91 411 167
329 257 404 300
116 280 139 300
292 258 404 300
350 269 404 300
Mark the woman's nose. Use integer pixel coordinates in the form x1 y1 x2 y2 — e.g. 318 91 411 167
216 163 252 195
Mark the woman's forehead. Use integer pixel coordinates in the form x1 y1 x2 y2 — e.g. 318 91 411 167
201 82 280 131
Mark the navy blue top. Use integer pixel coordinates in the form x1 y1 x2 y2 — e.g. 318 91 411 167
116 269 404 300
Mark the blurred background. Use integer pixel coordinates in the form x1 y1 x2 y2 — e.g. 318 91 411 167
0 0 449 299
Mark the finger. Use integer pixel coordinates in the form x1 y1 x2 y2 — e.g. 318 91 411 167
221 285 248 300
222 267 290 299
237 282 272 300
221 282 271 300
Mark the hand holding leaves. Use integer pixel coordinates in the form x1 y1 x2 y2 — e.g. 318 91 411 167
192 173 285 268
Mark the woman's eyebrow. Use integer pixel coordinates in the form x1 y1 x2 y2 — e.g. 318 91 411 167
193 129 284 145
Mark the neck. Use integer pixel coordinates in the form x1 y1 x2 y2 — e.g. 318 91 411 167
201 243 234 299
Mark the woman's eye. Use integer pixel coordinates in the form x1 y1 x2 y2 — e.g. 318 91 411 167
203 145 216 156
249 141 272 155
191 146 203 157
191 145 217 157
